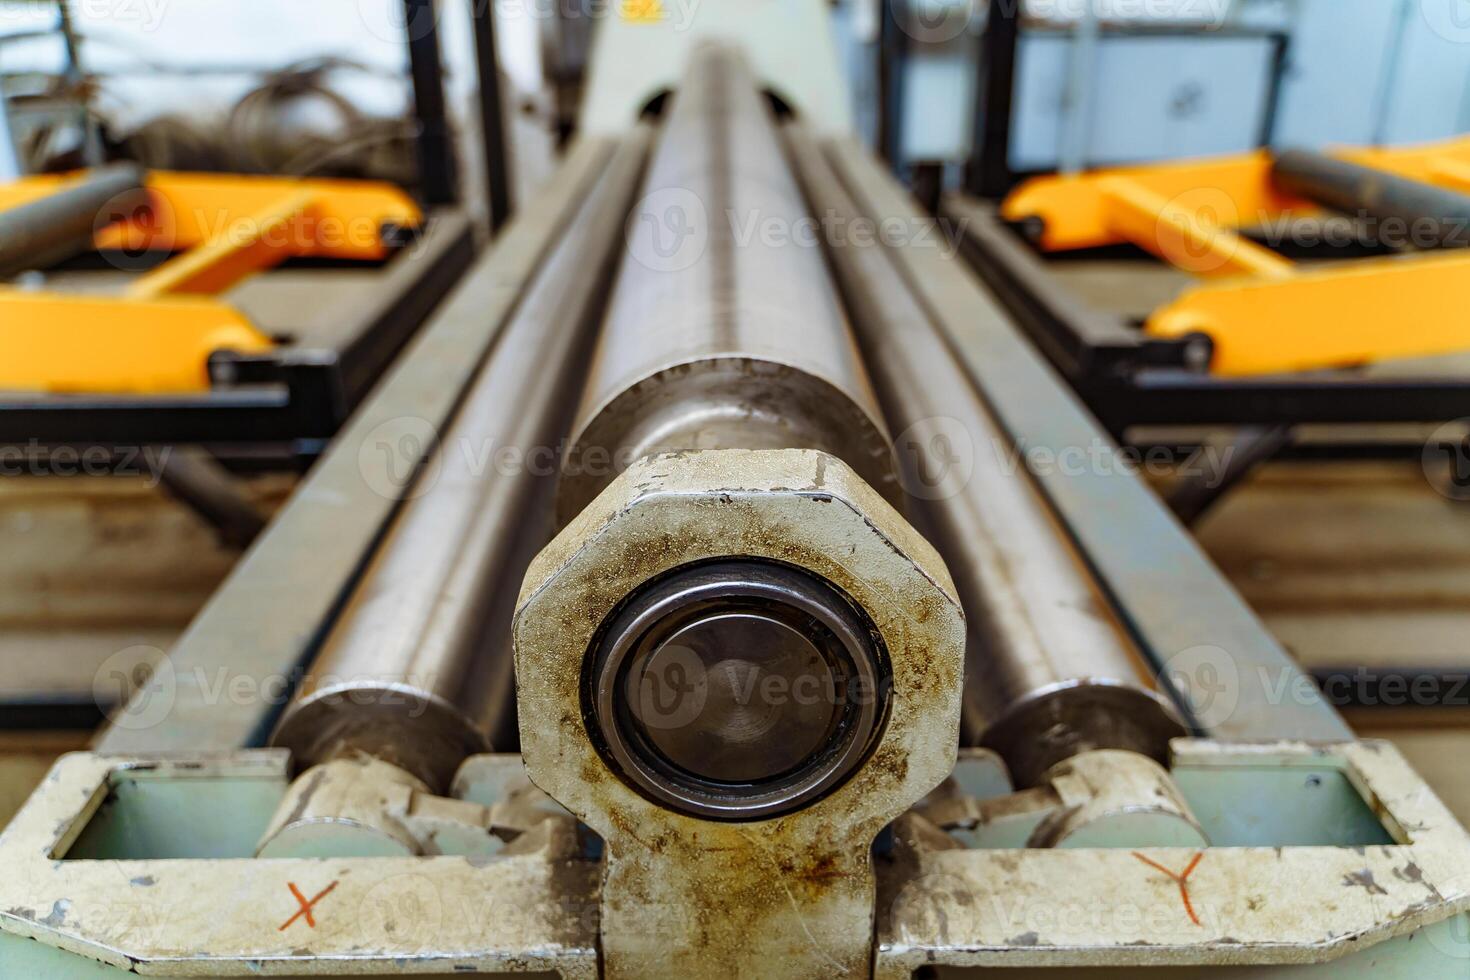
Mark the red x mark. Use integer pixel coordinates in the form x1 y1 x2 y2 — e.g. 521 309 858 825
1132 852 1205 926
278 880 338 932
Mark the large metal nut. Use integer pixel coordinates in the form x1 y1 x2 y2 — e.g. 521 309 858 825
513 448 965 979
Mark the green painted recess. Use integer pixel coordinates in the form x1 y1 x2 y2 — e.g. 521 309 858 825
63 773 286 860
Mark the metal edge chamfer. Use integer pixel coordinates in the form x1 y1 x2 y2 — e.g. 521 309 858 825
514 448 966 835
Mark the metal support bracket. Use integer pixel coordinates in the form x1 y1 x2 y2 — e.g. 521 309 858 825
0 171 421 393
1001 136 1470 375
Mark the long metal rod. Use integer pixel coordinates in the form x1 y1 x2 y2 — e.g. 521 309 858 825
829 138 1353 742
271 127 652 791
789 123 1184 786
557 43 899 523
96 141 615 755
0 163 145 278
1272 148 1470 249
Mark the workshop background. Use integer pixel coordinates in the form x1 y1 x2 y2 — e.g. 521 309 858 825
1 0 1470 973
1 0 1468 821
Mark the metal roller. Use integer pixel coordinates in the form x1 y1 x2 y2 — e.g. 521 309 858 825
785 123 1186 789
1272 148 1470 250
555 43 899 525
0 162 147 279
269 126 653 793
551 44 906 821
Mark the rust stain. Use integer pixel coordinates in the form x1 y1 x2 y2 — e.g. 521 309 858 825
515 453 963 977
1133 851 1205 927
1341 869 1389 897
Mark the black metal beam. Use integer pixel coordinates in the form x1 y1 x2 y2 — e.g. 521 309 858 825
403 0 458 206
471 0 513 233
967 0 1021 198
877 0 908 169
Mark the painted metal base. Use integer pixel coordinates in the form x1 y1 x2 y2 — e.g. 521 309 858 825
0 740 1466 977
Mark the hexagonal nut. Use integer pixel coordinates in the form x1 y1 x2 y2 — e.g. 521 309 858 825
512 448 966 840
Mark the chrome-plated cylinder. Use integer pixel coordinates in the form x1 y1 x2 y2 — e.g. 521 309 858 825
786 125 1185 788
270 128 653 792
556 43 898 525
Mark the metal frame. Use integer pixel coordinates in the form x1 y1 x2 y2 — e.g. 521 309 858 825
999 138 1470 376
471 0 513 231
945 196 1470 433
0 210 474 456
962 4 1289 198
4 740 1468 976
0 171 425 395
402 0 513 229
966 0 1021 196
876 0 907 169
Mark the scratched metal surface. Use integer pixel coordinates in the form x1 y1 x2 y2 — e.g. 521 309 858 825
0 752 601 976
874 740 1470 975
515 449 967 980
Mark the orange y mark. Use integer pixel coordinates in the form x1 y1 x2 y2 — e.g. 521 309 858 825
1132 852 1205 926
278 880 339 932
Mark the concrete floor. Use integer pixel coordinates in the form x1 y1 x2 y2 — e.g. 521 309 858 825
1195 461 1470 820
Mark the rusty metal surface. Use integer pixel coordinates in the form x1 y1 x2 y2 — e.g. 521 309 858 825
514 449 965 979
5 740 1467 976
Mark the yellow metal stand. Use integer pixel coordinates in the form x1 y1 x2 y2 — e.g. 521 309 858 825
0 171 420 394
1002 136 1470 375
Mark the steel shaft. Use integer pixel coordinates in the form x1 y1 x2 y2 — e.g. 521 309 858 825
786 123 1185 788
556 43 898 523
1273 148 1470 249
0 163 147 279
558 45 903 819
270 127 653 791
